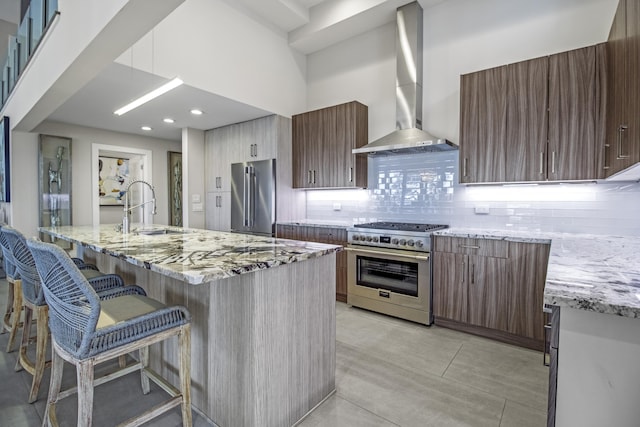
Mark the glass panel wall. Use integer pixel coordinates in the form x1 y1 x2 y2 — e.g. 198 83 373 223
0 0 59 110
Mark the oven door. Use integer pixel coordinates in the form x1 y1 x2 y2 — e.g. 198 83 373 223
346 245 431 324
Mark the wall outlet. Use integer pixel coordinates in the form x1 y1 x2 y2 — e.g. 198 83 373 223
192 203 203 212
192 194 201 203
474 204 490 215
333 203 342 211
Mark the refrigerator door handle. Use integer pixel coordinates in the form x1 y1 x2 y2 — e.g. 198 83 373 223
243 166 255 228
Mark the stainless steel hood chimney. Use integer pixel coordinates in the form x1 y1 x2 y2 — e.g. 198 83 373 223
353 1 457 156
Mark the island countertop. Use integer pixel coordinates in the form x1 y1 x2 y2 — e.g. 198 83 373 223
433 228 640 319
39 224 342 285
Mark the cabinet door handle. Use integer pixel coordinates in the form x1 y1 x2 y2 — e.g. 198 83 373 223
461 261 465 284
551 151 556 174
471 263 475 284
312 170 316 184
307 170 312 184
458 244 480 249
349 167 353 182
617 124 629 159
539 152 544 175
463 158 468 177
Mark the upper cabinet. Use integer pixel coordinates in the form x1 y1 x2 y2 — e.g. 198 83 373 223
292 101 368 189
459 44 606 183
605 0 640 176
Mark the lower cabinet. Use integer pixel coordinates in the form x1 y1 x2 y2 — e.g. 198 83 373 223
432 235 550 350
205 191 231 232
276 224 347 302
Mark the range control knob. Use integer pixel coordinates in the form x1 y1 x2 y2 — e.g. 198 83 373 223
372 236 379 243
352 234 360 241
407 240 415 247
399 239 407 246
415 241 424 248
366 236 373 242
391 238 399 245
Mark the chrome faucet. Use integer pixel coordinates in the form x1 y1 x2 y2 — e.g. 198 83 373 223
122 180 157 234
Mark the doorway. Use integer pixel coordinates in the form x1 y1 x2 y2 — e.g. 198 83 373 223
91 144 153 226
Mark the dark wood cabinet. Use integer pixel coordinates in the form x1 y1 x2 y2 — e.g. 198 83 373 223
548 44 606 181
605 0 640 177
432 235 550 350
507 242 551 342
506 56 549 182
276 224 348 302
459 66 508 183
292 101 368 189
461 44 606 183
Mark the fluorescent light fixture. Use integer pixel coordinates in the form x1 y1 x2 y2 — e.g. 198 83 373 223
190 109 203 115
114 77 184 116
141 126 152 131
163 118 175 124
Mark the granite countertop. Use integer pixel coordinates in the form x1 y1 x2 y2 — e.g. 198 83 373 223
39 224 342 285
434 227 640 319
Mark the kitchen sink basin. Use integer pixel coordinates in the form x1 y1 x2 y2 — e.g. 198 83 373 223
134 228 190 236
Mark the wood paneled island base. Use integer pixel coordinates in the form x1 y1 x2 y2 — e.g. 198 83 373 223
83 248 336 427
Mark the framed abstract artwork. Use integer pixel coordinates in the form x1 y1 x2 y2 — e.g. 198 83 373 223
0 117 9 202
98 156 130 205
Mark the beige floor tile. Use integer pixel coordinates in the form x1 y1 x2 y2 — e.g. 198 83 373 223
336 341 505 427
500 400 547 427
443 336 549 411
337 304 469 377
298 394 399 427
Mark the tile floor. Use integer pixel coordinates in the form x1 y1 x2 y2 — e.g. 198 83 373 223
0 279 548 426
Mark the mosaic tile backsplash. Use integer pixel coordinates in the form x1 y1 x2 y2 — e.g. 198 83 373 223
305 151 640 237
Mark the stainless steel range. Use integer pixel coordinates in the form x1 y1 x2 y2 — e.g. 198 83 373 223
346 222 448 325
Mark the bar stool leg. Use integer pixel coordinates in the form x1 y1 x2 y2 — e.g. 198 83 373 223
139 346 150 394
76 359 95 427
6 279 22 352
14 303 33 372
44 345 64 427
29 305 49 403
179 324 192 427
2 278 15 333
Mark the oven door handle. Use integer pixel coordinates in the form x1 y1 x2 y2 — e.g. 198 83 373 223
345 247 430 261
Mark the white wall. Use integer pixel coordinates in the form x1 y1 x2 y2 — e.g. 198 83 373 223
115 0 308 118
32 121 180 232
182 128 205 229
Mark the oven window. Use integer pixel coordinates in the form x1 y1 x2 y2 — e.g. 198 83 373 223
356 256 418 297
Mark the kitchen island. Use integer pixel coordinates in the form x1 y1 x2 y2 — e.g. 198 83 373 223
40 224 341 427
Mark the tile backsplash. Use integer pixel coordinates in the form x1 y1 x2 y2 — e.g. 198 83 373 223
305 151 640 237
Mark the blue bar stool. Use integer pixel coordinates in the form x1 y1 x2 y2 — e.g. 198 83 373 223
3 225 146 403
27 238 192 427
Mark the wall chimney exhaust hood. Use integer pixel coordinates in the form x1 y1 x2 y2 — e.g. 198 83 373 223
353 1 457 156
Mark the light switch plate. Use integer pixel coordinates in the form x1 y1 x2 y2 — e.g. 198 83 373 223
192 203 203 212
192 194 201 203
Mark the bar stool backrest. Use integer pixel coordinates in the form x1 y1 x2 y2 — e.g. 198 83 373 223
26 238 101 359
0 226 17 279
3 226 44 305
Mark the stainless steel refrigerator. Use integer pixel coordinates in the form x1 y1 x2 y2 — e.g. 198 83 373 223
230 159 276 236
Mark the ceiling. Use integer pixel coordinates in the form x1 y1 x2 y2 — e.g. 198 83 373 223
36 0 439 141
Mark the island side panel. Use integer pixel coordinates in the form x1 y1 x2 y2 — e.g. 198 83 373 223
84 248 337 427
208 253 336 426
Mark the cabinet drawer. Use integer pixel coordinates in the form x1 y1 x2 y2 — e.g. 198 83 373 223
432 236 508 258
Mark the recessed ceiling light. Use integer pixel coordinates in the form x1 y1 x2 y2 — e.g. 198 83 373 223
190 109 203 115
163 118 175 124
114 77 183 116
141 126 152 131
